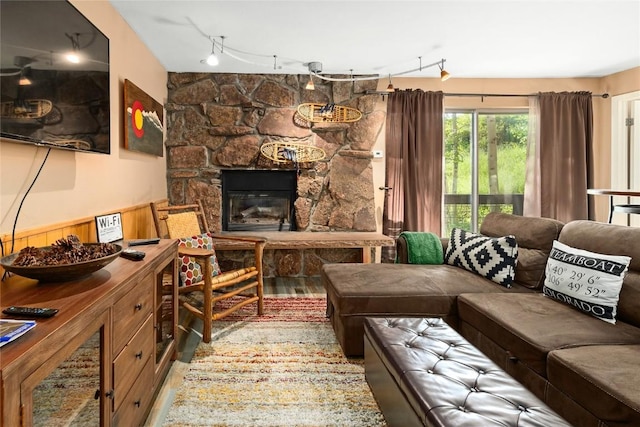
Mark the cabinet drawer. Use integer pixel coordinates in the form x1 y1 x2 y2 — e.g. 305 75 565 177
112 357 154 427
113 315 153 410
113 273 153 354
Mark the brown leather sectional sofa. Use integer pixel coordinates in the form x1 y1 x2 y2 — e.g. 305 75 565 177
322 212 640 426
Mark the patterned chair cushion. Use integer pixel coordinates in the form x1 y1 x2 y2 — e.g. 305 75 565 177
177 232 222 286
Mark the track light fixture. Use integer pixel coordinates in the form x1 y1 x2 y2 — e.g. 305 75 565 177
205 37 219 66
307 58 449 85
305 73 315 90
202 36 225 67
439 59 450 81
386 74 394 92
195 34 450 84
304 62 322 90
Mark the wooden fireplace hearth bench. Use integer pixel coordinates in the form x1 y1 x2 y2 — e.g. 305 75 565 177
212 231 394 263
0 239 179 426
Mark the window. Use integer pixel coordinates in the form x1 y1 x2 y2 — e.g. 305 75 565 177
443 110 528 235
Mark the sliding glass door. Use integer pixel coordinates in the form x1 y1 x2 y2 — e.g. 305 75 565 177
443 110 528 235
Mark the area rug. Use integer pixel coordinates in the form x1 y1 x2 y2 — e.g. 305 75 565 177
162 297 387 427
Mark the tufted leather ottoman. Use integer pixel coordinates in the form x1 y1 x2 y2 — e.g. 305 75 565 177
364 317 572 427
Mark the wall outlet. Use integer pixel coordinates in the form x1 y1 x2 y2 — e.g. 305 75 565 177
372 150 384 159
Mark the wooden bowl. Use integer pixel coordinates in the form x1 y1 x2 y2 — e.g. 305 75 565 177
0 244 123 282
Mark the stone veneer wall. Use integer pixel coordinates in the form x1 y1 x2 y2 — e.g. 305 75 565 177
165 72 385 277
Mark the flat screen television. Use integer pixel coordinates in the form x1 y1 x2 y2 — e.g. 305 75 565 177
0 0 110 154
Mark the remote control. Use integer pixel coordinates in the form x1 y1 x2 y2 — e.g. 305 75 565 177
121 248 146 261
128 238 160 246
3 306 58 318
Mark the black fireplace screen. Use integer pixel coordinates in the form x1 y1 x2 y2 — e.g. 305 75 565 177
222 170 297 231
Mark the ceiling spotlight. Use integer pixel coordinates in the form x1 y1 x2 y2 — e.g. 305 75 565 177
439 59 450 81
386 74 394 92
305 74 315 90
206 52 219 66
205 37 219 66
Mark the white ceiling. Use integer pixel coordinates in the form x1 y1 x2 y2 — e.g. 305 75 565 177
109 0 640 79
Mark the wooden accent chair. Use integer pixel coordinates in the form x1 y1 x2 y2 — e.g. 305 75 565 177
150 200 266 343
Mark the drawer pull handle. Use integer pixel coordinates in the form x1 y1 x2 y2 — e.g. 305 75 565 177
135 351 143 359
134 400 141 407
135 303 143 311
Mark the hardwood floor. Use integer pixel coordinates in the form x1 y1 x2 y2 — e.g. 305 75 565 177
262 276 326 297
144 276 325 426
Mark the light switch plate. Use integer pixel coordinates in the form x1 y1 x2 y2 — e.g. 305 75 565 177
372 150 384 158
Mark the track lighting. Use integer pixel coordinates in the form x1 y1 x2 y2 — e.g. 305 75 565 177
386 74 394 92
305 58 448 86
304 62 322 90
205 37 219 66
439 59 450 81
305 73 314 90
202 36 226 67
196 35 450 84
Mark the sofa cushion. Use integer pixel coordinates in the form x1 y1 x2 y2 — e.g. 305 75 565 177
457 293 640 377
557 220 640 329
324 263 531 317
444 228 518 288
480 212 564 289
547 345 640 425
543 240 630 324
322 262 534 356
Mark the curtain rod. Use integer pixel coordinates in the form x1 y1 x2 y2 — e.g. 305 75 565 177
365 91 609 98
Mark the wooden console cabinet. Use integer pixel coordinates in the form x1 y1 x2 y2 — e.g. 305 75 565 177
0 239 178 426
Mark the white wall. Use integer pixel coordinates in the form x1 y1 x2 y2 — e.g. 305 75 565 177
0 0 168 235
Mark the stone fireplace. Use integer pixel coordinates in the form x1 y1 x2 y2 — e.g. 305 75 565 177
164 72 385 278
221 169 296 231
165 72 384 234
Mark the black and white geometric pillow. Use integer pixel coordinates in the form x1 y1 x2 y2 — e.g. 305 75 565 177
444 228 518 288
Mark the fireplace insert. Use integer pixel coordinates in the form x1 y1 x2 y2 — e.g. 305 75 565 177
221 170 297 231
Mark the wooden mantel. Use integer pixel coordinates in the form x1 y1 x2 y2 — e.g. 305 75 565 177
212 231 394 263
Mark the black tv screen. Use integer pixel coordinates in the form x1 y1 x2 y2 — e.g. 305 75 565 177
0 0 110 154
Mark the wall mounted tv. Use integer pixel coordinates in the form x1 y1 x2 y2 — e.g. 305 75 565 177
0 0 110 154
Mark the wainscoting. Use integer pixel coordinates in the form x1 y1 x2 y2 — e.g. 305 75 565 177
0 201 158 263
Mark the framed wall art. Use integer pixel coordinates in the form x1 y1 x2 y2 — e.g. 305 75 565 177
124 79 164 156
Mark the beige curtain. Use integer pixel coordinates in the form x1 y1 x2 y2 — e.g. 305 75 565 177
382 90 443 261
523 91 593 222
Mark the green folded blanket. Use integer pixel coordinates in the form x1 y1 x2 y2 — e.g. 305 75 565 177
398 231 444 265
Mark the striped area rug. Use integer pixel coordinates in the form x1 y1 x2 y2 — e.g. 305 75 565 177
162 297 386 427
